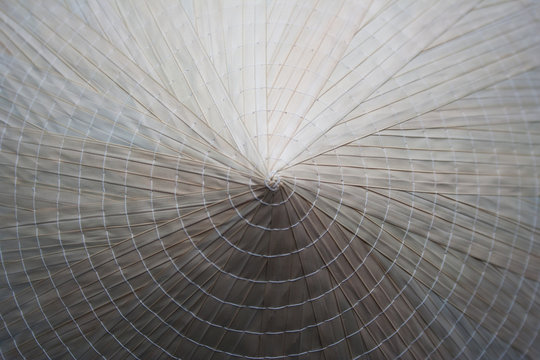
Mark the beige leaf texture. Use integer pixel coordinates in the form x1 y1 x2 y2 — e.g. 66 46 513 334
1 0 539 359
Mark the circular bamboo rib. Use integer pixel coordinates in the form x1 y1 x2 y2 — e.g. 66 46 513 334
0 1 539 359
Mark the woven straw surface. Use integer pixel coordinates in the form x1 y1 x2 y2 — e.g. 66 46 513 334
1 1 539 359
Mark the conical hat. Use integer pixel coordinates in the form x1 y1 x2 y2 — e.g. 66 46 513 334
1 1 539 358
